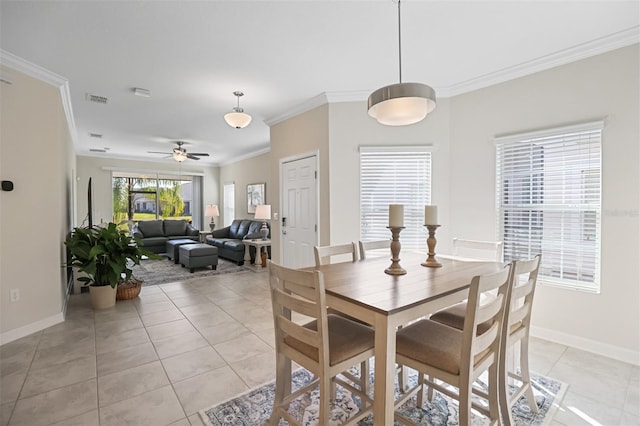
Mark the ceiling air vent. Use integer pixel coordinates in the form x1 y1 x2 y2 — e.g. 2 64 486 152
89 133 103 138
86 93 108 104
89 148 107 153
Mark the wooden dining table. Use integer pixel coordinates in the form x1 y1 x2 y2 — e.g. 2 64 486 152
307 251 504 425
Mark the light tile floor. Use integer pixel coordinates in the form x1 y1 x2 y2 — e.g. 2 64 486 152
0 270 638 426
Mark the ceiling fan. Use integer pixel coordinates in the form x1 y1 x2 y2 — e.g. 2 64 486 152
148 141 209 162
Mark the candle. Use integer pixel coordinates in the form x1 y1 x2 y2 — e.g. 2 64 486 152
389 204 404 227
425 205 438 225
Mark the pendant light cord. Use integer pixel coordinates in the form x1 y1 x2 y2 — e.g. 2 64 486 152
398 0 402 83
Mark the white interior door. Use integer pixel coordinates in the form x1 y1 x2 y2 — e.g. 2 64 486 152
281 155 317 268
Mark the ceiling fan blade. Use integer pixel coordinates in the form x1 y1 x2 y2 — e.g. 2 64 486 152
148 151 172 154
189 153 209 157
186 154 201 160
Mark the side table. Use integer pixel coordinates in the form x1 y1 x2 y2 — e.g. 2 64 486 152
198 231 213 243
243 239 271 269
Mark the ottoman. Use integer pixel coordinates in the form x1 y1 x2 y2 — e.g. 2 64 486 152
179 244 218 273
166 239 198 264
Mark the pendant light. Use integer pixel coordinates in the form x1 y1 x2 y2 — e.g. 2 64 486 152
224 91 252 129
367 0 436 126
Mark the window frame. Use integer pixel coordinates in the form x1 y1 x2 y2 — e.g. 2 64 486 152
359 145 434 249
495 121 603 293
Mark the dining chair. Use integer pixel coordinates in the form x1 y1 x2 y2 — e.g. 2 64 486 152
452 238 504 262
314 242 358 266
267 261 375 426
429 255 542 425
358 239 390 260
393 263 514 425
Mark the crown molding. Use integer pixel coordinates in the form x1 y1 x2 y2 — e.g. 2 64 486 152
264 91 373 126
0 49 78 145
220 146 271 167
443 26 640 97
264 93 329 126
266 27 638 125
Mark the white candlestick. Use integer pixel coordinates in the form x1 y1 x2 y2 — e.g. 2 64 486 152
389 204 404 227
425 205 438 225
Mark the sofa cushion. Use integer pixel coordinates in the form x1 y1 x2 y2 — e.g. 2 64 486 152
139 236 168 247
245 221 267 240
230 220 252 239
164 220 188 236
137 220 164 238
223 240 246 252
228 220 243 238
206 237 228 249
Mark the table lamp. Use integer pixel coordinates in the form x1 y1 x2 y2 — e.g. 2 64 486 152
254 204 271 240
205 205 220 231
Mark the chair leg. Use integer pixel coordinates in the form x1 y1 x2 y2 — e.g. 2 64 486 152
269 354 290 425
319 374 331 426
499 352 513 426
520 337 538 413
488 363 501 424
361 360 370 395
426 374 435 401
399 365 409 392
459 380 472 426
416 377 426 408
330 378 337 401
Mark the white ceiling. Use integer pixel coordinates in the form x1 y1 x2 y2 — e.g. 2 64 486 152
1 1 638 166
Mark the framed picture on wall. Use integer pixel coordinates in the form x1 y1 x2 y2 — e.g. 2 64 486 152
247 183 266 214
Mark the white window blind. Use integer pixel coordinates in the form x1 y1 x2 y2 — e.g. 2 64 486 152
360 147 432 249
495 122 602 292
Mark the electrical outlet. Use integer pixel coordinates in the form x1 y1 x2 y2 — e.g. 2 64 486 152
10 288 20 302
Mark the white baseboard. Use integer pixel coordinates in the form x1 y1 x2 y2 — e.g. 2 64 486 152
531 325 640 366
0 313 65 346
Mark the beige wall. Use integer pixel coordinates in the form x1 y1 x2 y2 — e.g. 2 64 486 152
76 156 219 230
327 99 452 250
449 45 639 361
0 65 73 339
269 104 329 262
219 152 271 226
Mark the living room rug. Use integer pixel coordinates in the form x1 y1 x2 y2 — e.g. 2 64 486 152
131 257 248 286
199 366 567 426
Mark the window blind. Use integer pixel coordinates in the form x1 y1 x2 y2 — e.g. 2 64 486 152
495 122 602 292
360 147 432 249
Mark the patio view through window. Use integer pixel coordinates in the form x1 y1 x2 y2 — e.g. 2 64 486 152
496 122 602 292
112 172 193 229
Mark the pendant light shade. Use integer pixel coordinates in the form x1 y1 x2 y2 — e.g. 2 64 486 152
224 91 252 129
368 0 436 126
367 82 436 126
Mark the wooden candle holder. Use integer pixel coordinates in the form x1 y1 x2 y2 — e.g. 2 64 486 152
385 226 407 275
421 224 442 268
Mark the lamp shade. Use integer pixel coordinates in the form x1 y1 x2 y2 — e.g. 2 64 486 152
254 204 271 220
367 82 436 126
224 111 252 129
205 204 220 217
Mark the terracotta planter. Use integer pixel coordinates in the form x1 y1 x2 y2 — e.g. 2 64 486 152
89 284 117 309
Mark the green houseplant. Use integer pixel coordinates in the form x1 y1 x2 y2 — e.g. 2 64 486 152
65 222 158 308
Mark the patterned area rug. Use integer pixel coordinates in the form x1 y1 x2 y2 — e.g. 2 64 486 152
131 257 248 286
200 365 567 426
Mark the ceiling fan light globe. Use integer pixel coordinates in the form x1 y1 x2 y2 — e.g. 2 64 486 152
172 151 187 162
224 111 252 129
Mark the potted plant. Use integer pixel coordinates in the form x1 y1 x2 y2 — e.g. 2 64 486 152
65 222 158 309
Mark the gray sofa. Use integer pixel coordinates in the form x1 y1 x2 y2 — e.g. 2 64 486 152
132 219 199 254
205 219 270 265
